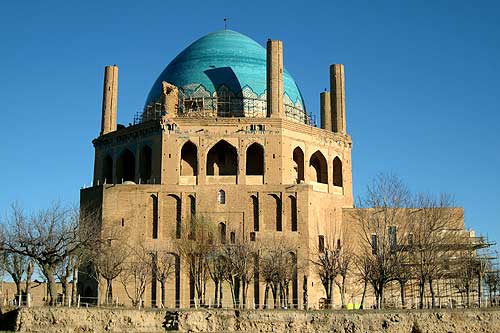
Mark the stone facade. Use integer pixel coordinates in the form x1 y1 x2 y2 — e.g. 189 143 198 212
79 29 469 309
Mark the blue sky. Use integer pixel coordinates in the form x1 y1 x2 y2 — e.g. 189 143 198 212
0 1 499 244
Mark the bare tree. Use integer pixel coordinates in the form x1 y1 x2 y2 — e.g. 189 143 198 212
350 173 411 309
207 247 226 308
335 241 353 309
1 202 98 306
119 244 152 308
222 238 256 308
151 248 176 308
93 238 130 305
408 193 463 308
312 238 339 308
1 252 27 299
175 215 213 307
485 267 499 306
260 238 297 309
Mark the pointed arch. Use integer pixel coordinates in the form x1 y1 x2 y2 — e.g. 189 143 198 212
151 194 159 239
219 222 227 244
292 147 304 183
250 195 259 231
206 140 238 175
217 189 226 204
269 194 282 232
246 142 264 175
288 195 297 232
333 156 343 187
181 141 198 176
116 149 135 182
102 154 113 184
309 150 328 184
139 145 152 183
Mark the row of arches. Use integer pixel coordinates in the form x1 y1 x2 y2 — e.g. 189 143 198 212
103 145 153 184
292 147 343 186
149 191 298 241
181 140 264 177
249 194 298 232
101 141 343 188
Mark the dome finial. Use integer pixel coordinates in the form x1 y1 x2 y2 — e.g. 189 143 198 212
224 17 229 30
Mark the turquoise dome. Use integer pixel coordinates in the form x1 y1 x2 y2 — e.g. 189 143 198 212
145 30 305 113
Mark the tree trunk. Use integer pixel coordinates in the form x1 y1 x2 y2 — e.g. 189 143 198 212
429 279 436 308
418 280 425 309
63 280 71 306
399 280 406 308
106 279 113 305
360 279 367 309
214 280 219 308
161 280 166 308
44 266 58 306
264 283 269 309
379 284 385 309
272 284 277 309
234 278 240 308
219 282 223 308
340 276 346 308
241 280 246 309
327 280 333 308
71 268 78 306
14 280 22 302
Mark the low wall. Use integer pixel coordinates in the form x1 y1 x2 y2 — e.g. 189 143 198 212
1 306 500 332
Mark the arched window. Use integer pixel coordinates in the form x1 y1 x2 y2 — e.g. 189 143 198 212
217 189 226 204
269 194 282 232
151 194 158 239
181 141 198 176
219 222 226 244
309 150 328 184
333 157 343 187
116 149 135 182
189 195 196 218
139 145 152 183
292 147 304 183
251 195 259 231
246 143 264 175
206 140 238 176
289 196 297 232
230 231 236 244
166 194 182 239
102 154 113 184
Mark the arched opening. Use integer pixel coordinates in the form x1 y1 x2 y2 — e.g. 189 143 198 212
309 151 328 184
151 194 158 239
189 195 196 218
251 195 259 232
102 154 113 184
139 145 152 183
206 140 238 175
292 147 304 183
289 196 297 232
116 149 135 182
166 194 182 239
217 189 226 204
246 143 264 175
181 141 198 176
269 194 282 232
333 157 343 187
230 231 236 244
219 222 226 244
